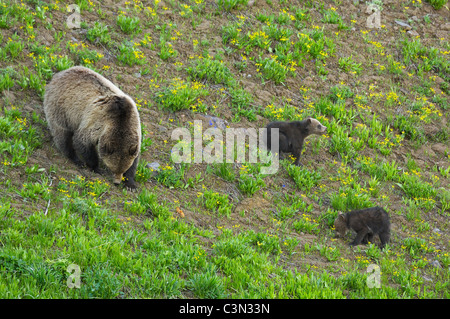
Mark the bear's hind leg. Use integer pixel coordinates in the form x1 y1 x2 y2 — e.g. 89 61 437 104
350 228 370 246
292 147 303 166
362 233 374 245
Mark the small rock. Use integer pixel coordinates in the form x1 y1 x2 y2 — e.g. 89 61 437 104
146 162 160 170
395 20 412 30
433 227 442 234
195 21 210 32
205 115 229 130
431 143 448 154
408 30 420 37
430 260 441 269
435 30 449 39
422 275 433 283
195 114 230 130
146 162 161 177
442 23 450 31
2 90 15 103
254 90 273 105
157 125 168 133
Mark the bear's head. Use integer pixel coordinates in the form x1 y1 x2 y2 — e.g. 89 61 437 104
304 116 327 136
334 212 348 238
99 96 141 185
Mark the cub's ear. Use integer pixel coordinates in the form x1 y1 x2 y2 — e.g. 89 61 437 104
306 118 312 125
129 144 139 156
338 212 346 221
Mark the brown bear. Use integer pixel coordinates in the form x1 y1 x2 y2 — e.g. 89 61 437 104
334 206 391 249
43 66 141 190
265 116 327 165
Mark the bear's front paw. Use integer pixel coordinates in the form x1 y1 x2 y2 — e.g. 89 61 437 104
123 180 138 192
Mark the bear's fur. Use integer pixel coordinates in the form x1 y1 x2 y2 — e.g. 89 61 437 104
265 117 327 165
43 66 141 190
334 206 391 248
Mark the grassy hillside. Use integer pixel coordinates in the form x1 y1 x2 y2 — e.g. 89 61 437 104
0 0 449 299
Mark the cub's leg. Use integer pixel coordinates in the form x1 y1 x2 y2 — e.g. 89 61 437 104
350 228 370 246
278 132 290 152
123 156 139 190
292 147 303 166
379 231 390 249
265 128 272 151
266 130 286 161
266 129 287 154
362 233 374 245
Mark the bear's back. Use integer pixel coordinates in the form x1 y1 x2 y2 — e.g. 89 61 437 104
348 207 390 234
44 66 130 131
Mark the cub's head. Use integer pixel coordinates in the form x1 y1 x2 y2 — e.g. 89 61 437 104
304 116 327 136
99 96 141 186
334 212 348 238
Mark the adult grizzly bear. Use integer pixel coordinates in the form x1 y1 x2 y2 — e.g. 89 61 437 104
334 206 391 249
43 66 141 190
265 117 327 165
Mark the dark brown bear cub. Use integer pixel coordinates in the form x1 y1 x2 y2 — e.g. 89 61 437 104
265 117 327 166
334 206 391 248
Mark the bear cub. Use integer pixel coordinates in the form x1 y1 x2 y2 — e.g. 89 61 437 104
43 66 141 190
265 117 327 165
334 206 391 249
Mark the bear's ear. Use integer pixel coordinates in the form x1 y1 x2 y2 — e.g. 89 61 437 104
338 212 346 221
129 144 139 156
108 96 127 116
306 117 312 125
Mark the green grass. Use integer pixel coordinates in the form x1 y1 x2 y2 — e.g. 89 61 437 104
425 0 448 9
0 0 449 300
154 78 209 111
116 14 141 34
187 55 235 86
216 0 248 12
